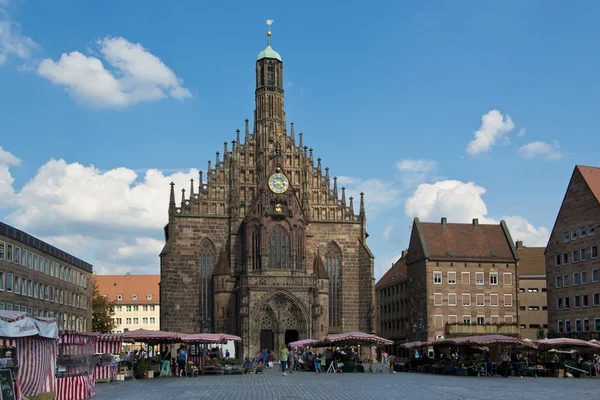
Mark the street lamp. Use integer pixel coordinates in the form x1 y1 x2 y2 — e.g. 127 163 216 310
192 313 212 334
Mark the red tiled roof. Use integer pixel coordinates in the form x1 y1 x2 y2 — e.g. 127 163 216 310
95 274 159 304
516 246 545 276
576 165 600 205
418 221 516 262
376 256 407 289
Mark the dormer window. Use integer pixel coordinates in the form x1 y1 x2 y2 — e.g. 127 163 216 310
491 252 497 257
132 294 138 300
571 229 578 240
116 294 122 301
563 232 570 243
146 294 152 300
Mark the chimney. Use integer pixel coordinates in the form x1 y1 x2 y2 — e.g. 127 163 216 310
473 218 479 227
516 240 523 249
125 272 130 279
441 217 447 226
401 250 408 259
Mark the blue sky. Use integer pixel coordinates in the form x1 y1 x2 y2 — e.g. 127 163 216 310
1 0 599 278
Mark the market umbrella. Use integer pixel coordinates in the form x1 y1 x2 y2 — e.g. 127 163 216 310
313 332 393 373
289 339 317 347
533 338 600 352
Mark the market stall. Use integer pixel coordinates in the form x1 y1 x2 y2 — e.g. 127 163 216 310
56 330 97 400
0 311 58 400
122 329 180 379
93 333 123 383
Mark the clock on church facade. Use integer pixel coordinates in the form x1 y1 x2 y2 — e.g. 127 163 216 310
159 26 376 357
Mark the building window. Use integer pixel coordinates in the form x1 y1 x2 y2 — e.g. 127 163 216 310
117 294 122 301
476 316 485 325
573 272 580 285
562 253 568 265
0 272 4 291
489 273 498 285
433 272 442 284
581 271 588 284
563 232 570 243
126 305 132 312
581 248 587 261
592 269 599 282
462 293 471 306
571 229 578 240
528 288 538 293
434 315 443 328
448 315 458 324
558 320 563 333
593 292 599 306
582 294 588 307
475 272 484 285
434 293 443 306
476 294 485 306
592 245 598 259
565 320 571 333
268 226 290 269
555 255 561 267
126 318 132 324
296 228 305 270
463 315 471 324
0 241 4 260
563 274 569 287
580 227 587 238
146 294 152 300
143 317 148 324
572 250 579 263
584 319 590 332
490 294 499 306
6 244 12 262
503 294 512 307
448 293 457 306
198 239 216 327
528 306 539 311
491 315 500 324
589 224 595 236
564 296 570 309
6 274 12 292
14 246 20 264
503 273 513 286
251 228 261 270
14 276 20 294
447 272 456 284
325 242 342 328
462 272 470 285
596 318 600 332
504 315 513 323
132 294 138 300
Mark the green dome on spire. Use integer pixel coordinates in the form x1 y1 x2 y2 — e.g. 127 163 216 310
257 45 282 62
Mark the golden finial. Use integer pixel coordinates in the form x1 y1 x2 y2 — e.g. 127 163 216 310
266 19 274 46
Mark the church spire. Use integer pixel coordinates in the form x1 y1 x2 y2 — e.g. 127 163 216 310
169 182 176 212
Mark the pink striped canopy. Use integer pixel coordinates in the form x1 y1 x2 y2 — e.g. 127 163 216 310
179 333 222 344
315 332 393 347
397 341 423 349
17 335 57 400
534 338 600 351
221 333 242 342
424 335 536 349
95 333 123 354
122 328 179 342
288 339 317 347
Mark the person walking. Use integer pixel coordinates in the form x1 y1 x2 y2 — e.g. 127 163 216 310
501 350 510 378
280 345 290 376
314 353 322 374
177 345 188 377
287 347 295 373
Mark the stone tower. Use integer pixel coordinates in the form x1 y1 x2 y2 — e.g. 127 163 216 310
160 23 376 358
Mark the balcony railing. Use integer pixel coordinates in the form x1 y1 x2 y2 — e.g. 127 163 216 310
445 323 520 337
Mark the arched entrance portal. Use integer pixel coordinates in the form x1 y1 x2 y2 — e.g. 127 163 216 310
252 292 309 354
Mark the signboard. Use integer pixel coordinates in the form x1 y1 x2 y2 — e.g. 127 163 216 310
0 369 15 400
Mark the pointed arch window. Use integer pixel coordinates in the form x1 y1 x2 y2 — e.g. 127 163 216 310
251 228 261 270
296 228 305 270
325 242 341 328
268 225 290 268
198 239 216 329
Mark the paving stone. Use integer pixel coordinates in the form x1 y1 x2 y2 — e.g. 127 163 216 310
94 367 600 400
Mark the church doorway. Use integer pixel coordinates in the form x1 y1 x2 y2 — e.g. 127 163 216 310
260 329 274 352
285 330 299 346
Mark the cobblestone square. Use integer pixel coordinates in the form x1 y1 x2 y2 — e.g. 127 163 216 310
93 368 600 400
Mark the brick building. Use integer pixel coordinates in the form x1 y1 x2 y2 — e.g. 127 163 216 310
375 250 409 353
515 241 548 339
405 217 520 342
545 165 600 338
0 221 93 330
160 29 375 357
95 273 160 333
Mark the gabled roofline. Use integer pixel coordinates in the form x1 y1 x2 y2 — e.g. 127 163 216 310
500 220 520 261
358 237 374 259
414 217 430 259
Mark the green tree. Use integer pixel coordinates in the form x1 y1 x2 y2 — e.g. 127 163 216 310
92 276 116 333
536 327 546 340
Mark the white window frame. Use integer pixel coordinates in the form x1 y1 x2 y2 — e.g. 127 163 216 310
555 276 562 288
117 294 123 301
573 272 580 286
580 248 587 261
555 255 561 267
562 253 568 265
448 293 457 306
558 320 563 333
433 271 442 285
565 320 571 333
447 271 456 285
580 227 587 238
571 229 578 240
564 296 570 309
563 274 569 287
581 271 588 284
146 294 153 300
503 273 513 286
489 272 498 285
589 224 595 236
462 293 471 307
504 315 514 323
593 292 599 306
583 318 590 332
556 297 563 310
563 232 570 243
572 250 579 263
503 294 513 307
462 272 470 285
475 272 484 285
476 315 485 325
132 294 138 300
433 293 443 306
592 245 598 259
476 293 485 307
434 315 444 329
490 293 499 307
582 294 588 308
491 315 500 324
448 315 458 324
463 315 471 324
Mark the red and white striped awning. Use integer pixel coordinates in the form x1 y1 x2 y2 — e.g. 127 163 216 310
0 338 16 347
95 333 123 354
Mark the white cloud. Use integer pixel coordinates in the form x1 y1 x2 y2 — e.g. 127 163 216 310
396 159 437 187
0 145 21 166
337 176 402 218
0 165 17 207
466 110 515 156
518 128 526 137
37 36 191 108
383 225 394 240
0 8 37 64
404 179 549 247
3 158 199 274
518 141 563 160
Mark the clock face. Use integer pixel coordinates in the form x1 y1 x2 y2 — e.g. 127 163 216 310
268 173 289 194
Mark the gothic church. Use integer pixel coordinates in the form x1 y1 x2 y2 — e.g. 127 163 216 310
160 28 376 357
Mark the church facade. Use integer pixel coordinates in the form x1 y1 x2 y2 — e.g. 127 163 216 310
160 30 376 358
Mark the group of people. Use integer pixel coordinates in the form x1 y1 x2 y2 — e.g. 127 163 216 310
279 345 323 375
